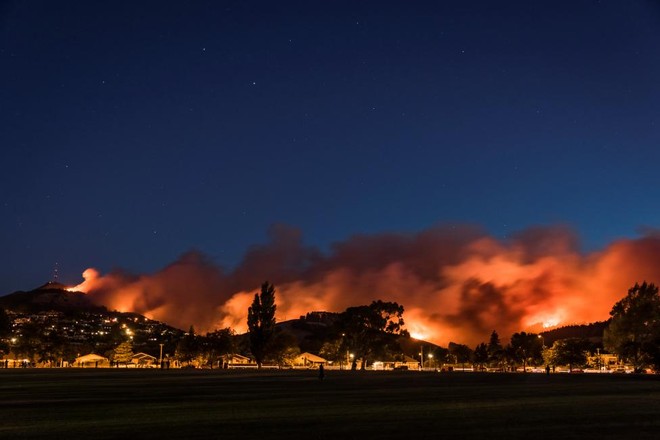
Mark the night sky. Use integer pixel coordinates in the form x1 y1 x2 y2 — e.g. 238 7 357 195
2 1 660 294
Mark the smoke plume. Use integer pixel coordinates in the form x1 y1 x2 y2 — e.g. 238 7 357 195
68 224 660 346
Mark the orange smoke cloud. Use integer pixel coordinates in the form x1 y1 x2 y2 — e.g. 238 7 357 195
68 224 660 346
67 268 99 293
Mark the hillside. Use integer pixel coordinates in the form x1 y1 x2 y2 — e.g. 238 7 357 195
0 282 107 314
0 282 184 360
272 311 442 360
1 282 612 356
540 321 610 346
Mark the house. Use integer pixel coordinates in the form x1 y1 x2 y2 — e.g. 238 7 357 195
131 352 157 368
225 354 254 367
74 353 110 368
293 352 327 368
372 355 420 371
397 355 422 370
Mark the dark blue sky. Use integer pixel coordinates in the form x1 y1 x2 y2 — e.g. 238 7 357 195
2 0 660 293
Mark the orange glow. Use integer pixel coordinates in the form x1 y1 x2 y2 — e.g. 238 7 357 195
66 226 660 346
542 318 560 329
409 331 428 340
66 268 99 293
524 309 565 331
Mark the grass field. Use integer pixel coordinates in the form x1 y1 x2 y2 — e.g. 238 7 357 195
1 369 659 439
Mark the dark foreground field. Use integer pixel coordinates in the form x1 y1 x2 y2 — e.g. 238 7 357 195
1 369 659 439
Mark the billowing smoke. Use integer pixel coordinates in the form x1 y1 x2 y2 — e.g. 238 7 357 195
68 224 660 346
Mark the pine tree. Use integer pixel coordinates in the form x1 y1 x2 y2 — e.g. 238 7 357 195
487 330 503 368
247 282 277 368
176 326 201 366
473 343 489 371
113 341 134 366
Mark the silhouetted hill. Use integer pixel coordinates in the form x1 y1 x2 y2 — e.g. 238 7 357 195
273 311 442 357
273 311 340 353
0 282 107 314
1 282 184 359
540 321 610 346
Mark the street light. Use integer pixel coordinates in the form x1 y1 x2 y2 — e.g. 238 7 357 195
537 334 546 372
341 333 346 370
428 353 434 370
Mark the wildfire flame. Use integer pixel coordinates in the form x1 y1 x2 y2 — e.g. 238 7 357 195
542 318 560 329
66 224 660 346
67 268 99 293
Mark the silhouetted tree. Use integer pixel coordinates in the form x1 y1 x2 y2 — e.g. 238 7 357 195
0 339 9 360
604 282 660 372
509 332 543 371
319 339 345 368
247 282 277 368
502 344 518 371
176 326 201 366
487 330 504 368
60 344 79 367
338 300 407 370
36 331 66 367
645 335 660 373
428 346 450 369
473 342 489 371
448 342 473 370
204 328 235 368
267 330 300 368
547 338 589 372
14 322 42 363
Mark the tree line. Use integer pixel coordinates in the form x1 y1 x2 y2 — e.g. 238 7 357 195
246 280 660 373
1 281 660 372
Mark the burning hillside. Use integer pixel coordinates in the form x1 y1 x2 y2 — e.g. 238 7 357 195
67 224 660 346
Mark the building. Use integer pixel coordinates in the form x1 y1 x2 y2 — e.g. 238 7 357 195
74 353 110 368
131 352 157 368
225 354 254 367
372 356 420 371
293 352 327 368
